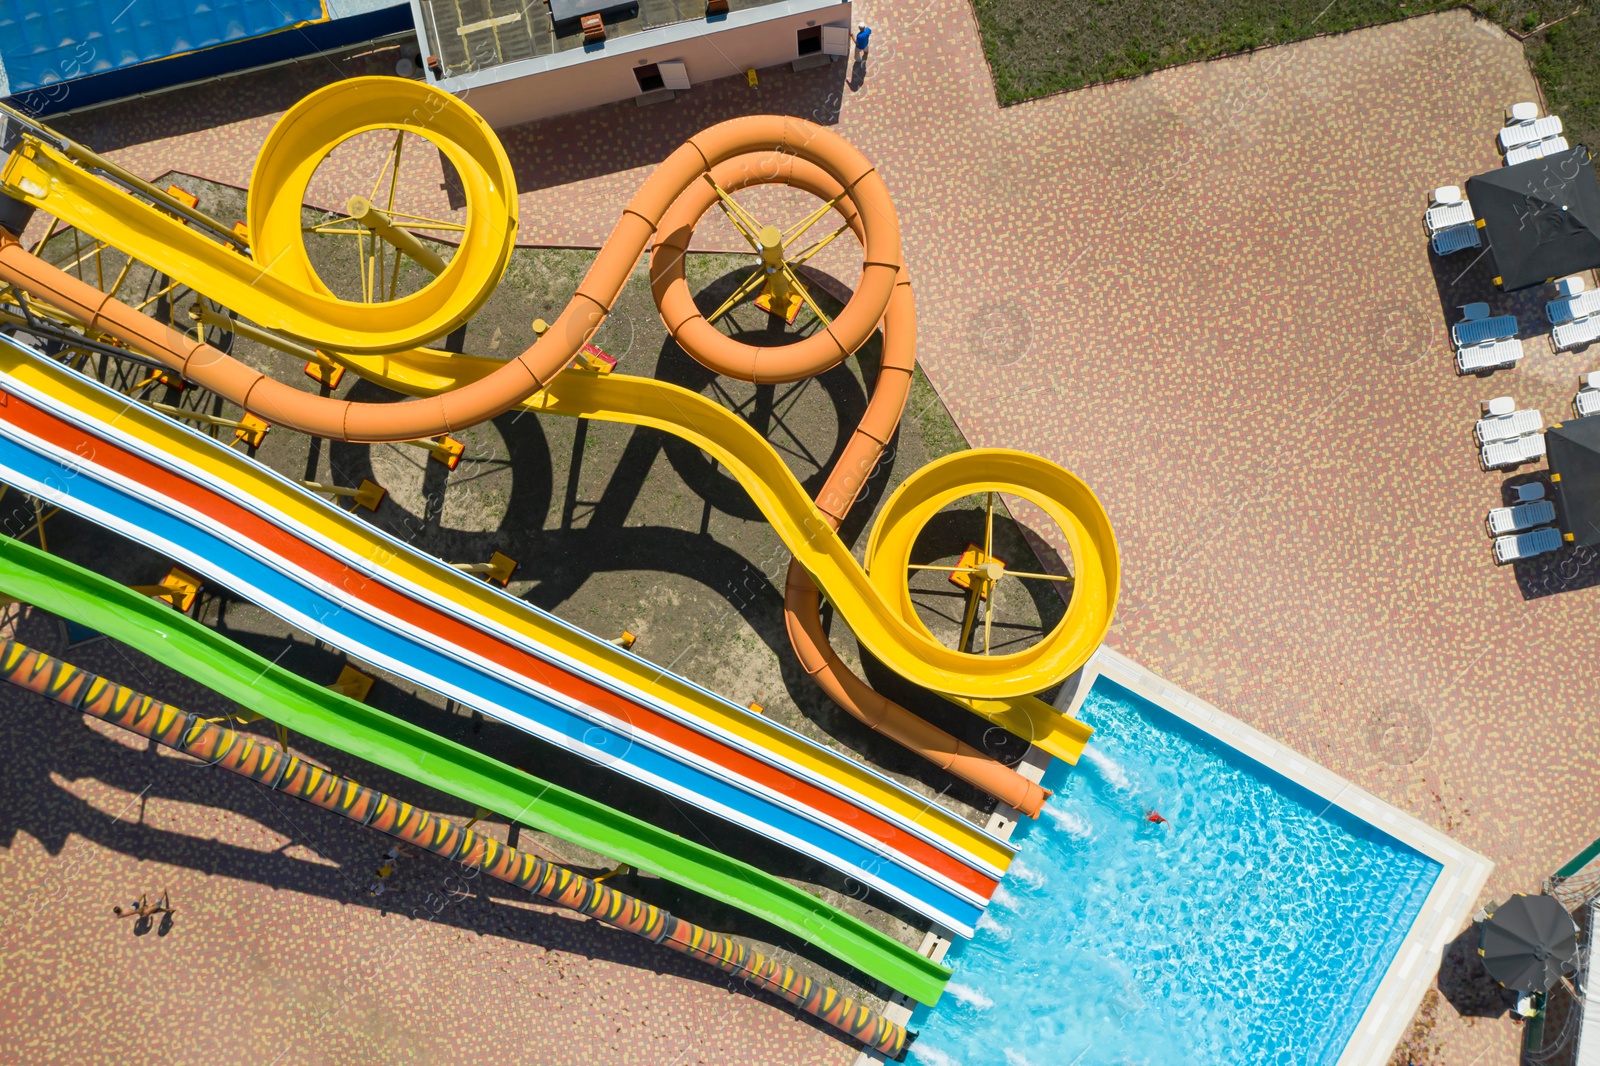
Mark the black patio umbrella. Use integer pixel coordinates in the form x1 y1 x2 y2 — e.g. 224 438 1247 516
1547 415 1600 546
1478 894 1578 992
1466 147 1600 291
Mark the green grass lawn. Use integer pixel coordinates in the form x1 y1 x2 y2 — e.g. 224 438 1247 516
973 1 1599 152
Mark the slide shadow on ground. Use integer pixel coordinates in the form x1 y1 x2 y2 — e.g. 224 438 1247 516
0 608 899 1019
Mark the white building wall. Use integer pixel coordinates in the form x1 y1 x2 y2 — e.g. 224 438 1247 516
414 0 850 129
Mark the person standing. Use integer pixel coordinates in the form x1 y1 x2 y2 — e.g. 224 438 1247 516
850 23 873 91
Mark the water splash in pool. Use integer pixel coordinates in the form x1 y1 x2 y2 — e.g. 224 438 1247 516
1041 804 1094 839
910 678 1440 1066
1080 744 1132 790
974 912 1009 940
1007 859 1046 890
944 982 994 1010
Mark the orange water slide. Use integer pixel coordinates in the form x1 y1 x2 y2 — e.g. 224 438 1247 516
0 115 899 442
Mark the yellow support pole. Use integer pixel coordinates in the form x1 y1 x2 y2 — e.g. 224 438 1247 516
299 478 387 511
346 196 446 277
145 402 269 447
189 302 345 388
129 567 202 613
398 435 464 468
327 663 376 702
449 551 518 587
754 224 803 323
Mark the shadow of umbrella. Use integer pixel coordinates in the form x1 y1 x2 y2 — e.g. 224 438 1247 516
1479 893 1579 992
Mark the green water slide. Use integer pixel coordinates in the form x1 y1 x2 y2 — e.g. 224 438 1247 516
0 534 950 1004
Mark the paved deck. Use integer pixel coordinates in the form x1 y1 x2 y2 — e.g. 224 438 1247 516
0 609 852 1066
12 5 1593 1064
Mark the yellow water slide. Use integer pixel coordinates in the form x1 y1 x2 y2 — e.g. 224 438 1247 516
0 77 1114 800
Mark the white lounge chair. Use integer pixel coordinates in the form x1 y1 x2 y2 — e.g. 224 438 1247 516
1425 200 1474 234
1432 223 1481 255
1487 499 1557 536
1547 290 1600 324
1494 525 1562 564
1576 375 1600 417
1482 432 1546 470
1506 102 1540 124
1452 313 1518 347
1555 276 1587 298
1553 316 1600 351
1506 136 1570 166
1425 187 1471 233
1457 337 1524 374
1500 115 1563 150
1476 407 1542 443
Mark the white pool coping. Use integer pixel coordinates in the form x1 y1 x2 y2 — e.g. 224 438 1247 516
857 647 1492 1066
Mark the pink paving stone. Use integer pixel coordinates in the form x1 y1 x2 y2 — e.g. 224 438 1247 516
12 6 1593 1064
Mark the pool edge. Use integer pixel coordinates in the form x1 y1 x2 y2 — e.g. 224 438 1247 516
1077 647 1495 1066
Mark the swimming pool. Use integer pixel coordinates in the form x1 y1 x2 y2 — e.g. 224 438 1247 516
907 674 1445 1066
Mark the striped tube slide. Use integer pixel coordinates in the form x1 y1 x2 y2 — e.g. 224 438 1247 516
0 341 1009 936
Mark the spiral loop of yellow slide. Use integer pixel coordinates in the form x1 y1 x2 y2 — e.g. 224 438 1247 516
5 80 517 353
243 81 519 352
0 78 1120 701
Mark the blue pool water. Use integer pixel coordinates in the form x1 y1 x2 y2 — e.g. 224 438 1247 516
908 678 1441 1066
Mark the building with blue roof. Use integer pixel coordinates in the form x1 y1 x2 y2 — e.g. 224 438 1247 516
0 0 413 115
